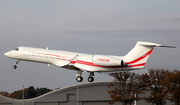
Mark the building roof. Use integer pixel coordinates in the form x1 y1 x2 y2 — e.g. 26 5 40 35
0 81 111 104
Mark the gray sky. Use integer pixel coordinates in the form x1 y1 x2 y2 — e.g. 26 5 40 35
0 0 180 93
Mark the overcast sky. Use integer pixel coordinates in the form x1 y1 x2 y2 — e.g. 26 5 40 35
0 0 180 93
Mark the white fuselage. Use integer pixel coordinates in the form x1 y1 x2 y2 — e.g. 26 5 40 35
5 46 142 72
5 41 174 82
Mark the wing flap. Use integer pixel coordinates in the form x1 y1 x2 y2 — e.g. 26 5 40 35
53 60 70 67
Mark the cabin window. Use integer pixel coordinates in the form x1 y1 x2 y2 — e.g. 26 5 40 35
46 55 49 58
53 56 56 59
39 54 43 57
33 53 36 56
66 57 70 61
56 56 60 59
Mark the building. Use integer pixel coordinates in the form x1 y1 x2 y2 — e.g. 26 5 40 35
0 82 112 105
0 81 174 105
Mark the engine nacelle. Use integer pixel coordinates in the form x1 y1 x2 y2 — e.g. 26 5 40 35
92 55 125 66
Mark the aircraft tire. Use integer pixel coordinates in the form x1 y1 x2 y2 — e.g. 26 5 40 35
13 65 17 69
76 76 83 82
88 77 94 82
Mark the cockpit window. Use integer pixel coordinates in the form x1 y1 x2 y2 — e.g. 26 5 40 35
14 48 19 51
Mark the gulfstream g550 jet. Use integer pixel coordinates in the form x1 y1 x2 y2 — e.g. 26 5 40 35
4 41 175 82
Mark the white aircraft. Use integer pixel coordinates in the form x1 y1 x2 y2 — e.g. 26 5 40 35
4 41 175 82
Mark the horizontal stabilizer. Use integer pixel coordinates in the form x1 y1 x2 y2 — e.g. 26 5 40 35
139 41 176 48
157 45 176 48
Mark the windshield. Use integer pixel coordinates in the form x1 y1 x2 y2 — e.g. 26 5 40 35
14 48 19 51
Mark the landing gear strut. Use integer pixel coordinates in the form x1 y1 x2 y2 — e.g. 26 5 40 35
76 71 83 82
13 60 20 69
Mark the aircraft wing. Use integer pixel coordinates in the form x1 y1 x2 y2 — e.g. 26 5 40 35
53 60 70 67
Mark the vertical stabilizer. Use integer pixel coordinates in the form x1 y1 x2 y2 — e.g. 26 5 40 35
123 41 175 69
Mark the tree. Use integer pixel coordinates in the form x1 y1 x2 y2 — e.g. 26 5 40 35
25 86 35 99
8 86 52 99
35 87 52 97
0 91 9 97
107 72 149 105
166 70 180 105
144 69 169 105
9 90 23 99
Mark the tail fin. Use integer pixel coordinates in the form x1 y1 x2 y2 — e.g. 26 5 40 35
123 41 175 69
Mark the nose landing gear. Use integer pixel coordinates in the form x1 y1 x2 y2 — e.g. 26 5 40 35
13 65 17 69
13 60 20 69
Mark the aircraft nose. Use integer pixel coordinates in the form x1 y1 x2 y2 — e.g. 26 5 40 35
4 52 11 57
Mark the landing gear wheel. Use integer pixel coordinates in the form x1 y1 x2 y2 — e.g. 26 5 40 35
88 77 94 82
13 65 17 69
76 76 83 82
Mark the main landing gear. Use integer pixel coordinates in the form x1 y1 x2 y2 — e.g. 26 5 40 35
76 71 94 82
76 76 83 82
88 72 94 82
87 77 94 82
12 60 20 69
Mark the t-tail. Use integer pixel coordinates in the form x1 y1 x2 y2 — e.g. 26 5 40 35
123 41 175 70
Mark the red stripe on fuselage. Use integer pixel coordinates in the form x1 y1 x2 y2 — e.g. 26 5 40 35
69 49 152 68
70 61 76 64
72 60 145 68
126 49 153 65
128 63 145 67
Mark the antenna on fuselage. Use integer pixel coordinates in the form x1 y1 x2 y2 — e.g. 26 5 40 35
46 47 49 50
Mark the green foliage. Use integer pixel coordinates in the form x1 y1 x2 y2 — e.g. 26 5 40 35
9 90 23 99
24 86 35 99
35 87 52 97
8 86 52 99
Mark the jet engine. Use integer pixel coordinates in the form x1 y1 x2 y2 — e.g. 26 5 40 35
92 55 125 66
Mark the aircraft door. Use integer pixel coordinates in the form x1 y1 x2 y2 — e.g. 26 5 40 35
24 49 30 59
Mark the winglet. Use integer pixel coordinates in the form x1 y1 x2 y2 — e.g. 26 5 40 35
53 55 79 67
68 55 79 66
